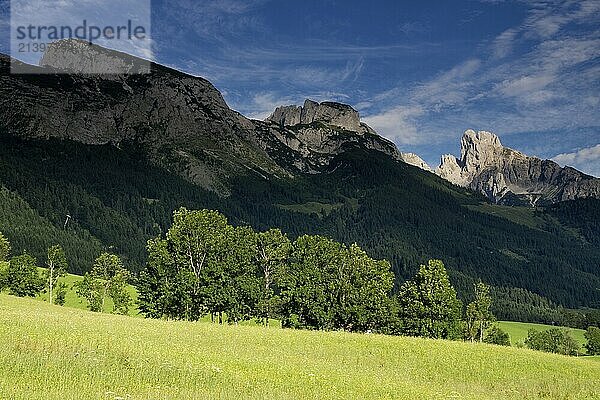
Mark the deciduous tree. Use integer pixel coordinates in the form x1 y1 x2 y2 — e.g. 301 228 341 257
397 259 463 339
75 253 131 314
465 281 495 342
584 326 600 355
45 245 68 305
255 229 290 326
5 253 44 297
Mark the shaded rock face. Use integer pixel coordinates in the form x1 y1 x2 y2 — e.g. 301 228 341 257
436 129 600 205
265 99 437 171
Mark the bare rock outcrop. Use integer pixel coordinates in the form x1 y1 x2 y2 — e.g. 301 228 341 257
436 129 600 205
401 153 432 172
40 39 150 75
267 99 365 133
265 99 436 171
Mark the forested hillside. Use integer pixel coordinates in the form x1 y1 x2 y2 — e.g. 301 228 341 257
2 134 600 321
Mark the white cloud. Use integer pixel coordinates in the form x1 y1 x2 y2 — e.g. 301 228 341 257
363 105 425 145
552 144 600 177
495 73 556 98
364 0 600 154
492 28 518 59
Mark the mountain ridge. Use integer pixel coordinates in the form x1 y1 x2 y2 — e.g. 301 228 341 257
436 129 600 205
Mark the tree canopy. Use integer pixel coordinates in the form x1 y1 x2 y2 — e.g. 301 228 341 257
396 260 463 339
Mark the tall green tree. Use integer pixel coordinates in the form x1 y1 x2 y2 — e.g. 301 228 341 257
255 229 290 326
138 238 180 319
584 326 600 355
4 253 44 297
279 235 395 332
45 245 68 305
138 208 239 321
465 281 495 342
396 259 463 339
168 208 231 321
332 243 396 333
75 253 131 314
279 235 345 330
220 226 261 324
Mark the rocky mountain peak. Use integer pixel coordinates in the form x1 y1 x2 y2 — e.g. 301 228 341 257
436 129 600 205
266 99 364 133
401 153 432 172
461 129 502 158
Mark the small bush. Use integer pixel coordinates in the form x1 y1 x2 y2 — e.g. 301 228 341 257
54 282 68 306
484 325 510 346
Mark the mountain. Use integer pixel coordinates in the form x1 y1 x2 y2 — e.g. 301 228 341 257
2 40 415 194
265 99 432 171
2 40 600 319
436 129 600 206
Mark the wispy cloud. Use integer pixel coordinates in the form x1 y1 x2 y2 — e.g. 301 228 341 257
360 0 600 158
363 105 425 145
553 144 600 177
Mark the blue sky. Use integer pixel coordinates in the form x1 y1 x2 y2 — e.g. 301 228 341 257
1 0 599 175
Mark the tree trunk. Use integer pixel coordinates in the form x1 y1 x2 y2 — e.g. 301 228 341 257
48 261 54 305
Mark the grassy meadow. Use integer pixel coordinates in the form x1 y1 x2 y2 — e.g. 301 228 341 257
1 294 599 400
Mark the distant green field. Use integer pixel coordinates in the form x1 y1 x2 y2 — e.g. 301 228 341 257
1 294 599 400
498 321 587 349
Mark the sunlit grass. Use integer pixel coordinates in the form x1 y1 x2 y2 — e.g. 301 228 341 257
1 294 598 399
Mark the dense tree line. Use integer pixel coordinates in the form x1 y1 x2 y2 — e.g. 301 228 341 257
6 218 599 357
137 209 397 332
137 208 508 343
525 328 580 356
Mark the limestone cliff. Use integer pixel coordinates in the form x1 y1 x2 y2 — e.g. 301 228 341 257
436 130 600 205
265 100 434 171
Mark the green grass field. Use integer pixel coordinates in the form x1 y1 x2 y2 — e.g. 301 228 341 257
1 294 599 399
498 321 587 348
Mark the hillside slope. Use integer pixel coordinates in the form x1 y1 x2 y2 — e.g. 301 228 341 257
1 43 600 313
1 294 598 400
